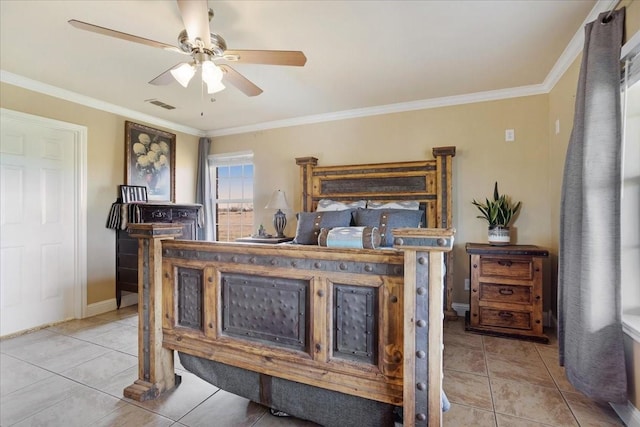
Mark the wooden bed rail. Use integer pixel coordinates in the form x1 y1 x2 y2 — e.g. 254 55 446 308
124 223 454 427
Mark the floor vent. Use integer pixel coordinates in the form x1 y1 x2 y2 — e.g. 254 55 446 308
145 99 176 110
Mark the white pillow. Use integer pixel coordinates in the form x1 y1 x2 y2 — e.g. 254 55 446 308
366 200 420 210
316 199 366 211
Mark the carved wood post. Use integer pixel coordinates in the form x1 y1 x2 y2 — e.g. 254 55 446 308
295 156 318 212
432 146 457 321
394 228 454 427
123 223 183 401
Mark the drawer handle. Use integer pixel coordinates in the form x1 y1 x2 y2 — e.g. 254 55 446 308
497 260 513 267
498 311 514 319
499 288 514 295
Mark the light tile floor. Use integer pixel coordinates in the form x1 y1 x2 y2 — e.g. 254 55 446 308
0 306 626 426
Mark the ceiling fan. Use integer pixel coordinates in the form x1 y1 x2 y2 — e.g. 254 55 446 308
68 0 306 97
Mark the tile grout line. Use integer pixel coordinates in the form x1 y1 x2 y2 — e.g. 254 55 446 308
534 343 582 426
480 335 500 426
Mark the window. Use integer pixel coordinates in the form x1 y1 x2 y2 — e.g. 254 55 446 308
621 33 640 339
208 151 254 242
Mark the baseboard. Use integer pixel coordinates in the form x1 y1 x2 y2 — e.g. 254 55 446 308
611 400 640 427
451 303 469 317
85 293 138 318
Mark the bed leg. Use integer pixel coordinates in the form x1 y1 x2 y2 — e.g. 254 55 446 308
123 223 184 402
395 228 454 427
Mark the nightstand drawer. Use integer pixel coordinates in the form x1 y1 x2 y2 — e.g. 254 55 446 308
479 283 532 304
479 308 532 330
140 207 171 222
173 208 197 221
480 257 532 280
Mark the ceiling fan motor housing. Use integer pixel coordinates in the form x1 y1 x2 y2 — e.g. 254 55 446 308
177 29 227 57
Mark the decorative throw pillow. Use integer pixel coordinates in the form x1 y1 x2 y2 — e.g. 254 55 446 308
317 226 381 249
354 209 423 247
316 199 367 211
366 200 420 210
293 210 354 245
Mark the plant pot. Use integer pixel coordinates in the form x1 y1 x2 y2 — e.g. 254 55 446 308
488 226 510 246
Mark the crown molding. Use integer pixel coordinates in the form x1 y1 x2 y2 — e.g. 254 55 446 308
208 83 547 137
543 0 618 92
0 70 206 137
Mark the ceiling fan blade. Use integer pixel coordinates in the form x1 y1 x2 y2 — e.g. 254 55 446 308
219 64 263 97
149 63 188 85
223 50 307 66
176 0 211 49
68 19 187 55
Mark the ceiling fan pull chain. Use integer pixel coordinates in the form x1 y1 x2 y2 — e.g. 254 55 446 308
201 77 205 117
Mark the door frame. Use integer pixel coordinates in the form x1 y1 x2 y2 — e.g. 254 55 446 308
1 108 88 319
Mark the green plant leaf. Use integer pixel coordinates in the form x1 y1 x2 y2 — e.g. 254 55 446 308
471 182 521 227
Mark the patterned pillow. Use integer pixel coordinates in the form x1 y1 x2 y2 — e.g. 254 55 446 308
366 200 420 210
293 210 354 244
317 226 381 249
316 199 367 211
354 209 424 247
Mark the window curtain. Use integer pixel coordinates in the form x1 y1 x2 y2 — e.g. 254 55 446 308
195 137 213 240
558 8 626 403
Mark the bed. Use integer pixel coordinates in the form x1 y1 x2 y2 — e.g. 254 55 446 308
123 146 456 427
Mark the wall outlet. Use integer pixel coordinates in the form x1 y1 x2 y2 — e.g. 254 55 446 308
464 278 470 291
505 129 515 142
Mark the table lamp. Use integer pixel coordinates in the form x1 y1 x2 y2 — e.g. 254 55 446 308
265 190 290 238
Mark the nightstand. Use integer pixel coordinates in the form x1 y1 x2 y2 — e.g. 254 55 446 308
465 243 549 343
235 236 293 244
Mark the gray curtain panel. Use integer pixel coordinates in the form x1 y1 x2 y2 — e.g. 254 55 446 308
195 137 213 240
558 8 626 403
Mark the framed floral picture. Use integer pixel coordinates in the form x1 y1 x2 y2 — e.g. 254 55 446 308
125 121 175 202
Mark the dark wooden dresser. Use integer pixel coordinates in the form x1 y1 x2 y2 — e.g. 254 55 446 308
116 203 201 308
465 243 549 343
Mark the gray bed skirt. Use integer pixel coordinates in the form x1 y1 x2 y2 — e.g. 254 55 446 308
179 352 398 427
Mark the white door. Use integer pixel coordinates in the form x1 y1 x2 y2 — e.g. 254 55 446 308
0 109 86 336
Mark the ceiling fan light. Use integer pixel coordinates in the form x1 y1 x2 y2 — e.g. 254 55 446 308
202 61 223 82
206 80 226 94
202 60 225 94
170 63 196 88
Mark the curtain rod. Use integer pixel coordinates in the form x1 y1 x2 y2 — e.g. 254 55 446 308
603 0 622 23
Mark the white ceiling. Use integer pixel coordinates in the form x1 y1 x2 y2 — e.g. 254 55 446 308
1 0 604 137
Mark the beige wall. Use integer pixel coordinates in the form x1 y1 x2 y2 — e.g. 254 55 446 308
213 95 552 309
0 83 200 304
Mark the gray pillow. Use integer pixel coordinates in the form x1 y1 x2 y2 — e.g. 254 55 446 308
354 209 423 247
293 210 354 245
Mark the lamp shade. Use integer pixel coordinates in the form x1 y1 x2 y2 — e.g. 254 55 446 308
265 190 290 210
170 63 196 88
202 61 225 94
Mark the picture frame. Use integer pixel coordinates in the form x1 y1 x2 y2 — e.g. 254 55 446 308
125 121 175 202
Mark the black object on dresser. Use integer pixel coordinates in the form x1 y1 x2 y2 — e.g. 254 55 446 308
465 243 549 343
115 203 201 308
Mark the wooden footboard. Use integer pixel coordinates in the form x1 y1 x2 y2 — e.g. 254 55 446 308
124 223 453 427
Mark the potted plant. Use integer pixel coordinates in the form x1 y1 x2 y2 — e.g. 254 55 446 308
472 182 521 245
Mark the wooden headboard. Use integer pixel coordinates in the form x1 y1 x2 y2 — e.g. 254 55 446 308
295 146 457 318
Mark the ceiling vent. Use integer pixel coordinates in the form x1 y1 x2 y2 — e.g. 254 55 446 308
145 99 176 110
